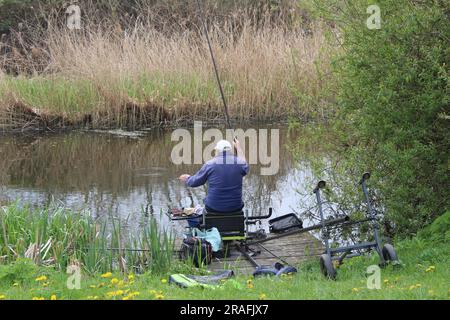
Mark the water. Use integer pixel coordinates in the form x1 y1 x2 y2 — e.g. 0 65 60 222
0 125 324 236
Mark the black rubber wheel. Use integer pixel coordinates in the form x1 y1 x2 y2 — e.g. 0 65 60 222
319 254 336 280
381 244 399 266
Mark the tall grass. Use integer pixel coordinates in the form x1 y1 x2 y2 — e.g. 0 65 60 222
0 202 174 275
0 10 334 130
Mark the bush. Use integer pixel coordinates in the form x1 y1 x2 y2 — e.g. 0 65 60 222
307 0 449 237
0 258 37 285
418 211 450 243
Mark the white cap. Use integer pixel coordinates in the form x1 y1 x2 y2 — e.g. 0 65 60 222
215 140 232 152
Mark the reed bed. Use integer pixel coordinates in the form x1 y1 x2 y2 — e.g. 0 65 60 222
0 202 174 275
0 11 334 130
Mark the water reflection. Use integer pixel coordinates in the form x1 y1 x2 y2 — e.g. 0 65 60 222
0 126 321 235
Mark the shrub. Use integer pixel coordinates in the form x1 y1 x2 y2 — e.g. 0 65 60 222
304 0 449 237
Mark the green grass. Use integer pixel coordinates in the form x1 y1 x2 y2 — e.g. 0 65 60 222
0 203 448 300
0 202 175 276
0 76 103 115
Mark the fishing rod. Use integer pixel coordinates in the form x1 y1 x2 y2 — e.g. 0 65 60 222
195 0 232 130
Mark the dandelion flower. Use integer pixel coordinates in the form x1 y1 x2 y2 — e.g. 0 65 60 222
50 295 57 300
32 297 45 300
111 278 119 285
128 274 135 281
259 293 266 300
35 275 47 282
155 294 164 300
161 279 167 284
425 266 436 272
13 283 19 287
0 295 6 300
352 288 359 293
101 272 113 278
89 285 96 289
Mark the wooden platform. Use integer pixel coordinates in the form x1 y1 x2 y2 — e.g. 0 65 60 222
175 231 324 275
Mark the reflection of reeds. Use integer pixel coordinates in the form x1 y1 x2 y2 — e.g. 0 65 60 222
0 10 333 130
0 202 174 274
0 127 300 218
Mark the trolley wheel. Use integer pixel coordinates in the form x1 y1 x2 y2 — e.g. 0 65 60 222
319 254 336 280
380 244 399 266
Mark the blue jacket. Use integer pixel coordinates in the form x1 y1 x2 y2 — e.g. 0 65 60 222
186 151 249 213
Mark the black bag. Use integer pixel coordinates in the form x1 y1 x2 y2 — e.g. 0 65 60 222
269 213 303 233
180 236 213 267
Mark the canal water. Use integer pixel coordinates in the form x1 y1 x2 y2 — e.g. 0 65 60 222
0 125 326 236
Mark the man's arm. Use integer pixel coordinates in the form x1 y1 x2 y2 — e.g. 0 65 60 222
179 163 210 187
233 138 249 175
233 138 246 162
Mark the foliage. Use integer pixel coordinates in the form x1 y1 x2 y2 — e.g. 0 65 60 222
0 202 174 275
0 258 37 285
297 0 450 238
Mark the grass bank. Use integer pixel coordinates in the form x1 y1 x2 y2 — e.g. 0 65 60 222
0 203 448 300
0 235 448 300
0 14 334 131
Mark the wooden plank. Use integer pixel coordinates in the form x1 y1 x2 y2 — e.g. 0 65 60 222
174 230 324 274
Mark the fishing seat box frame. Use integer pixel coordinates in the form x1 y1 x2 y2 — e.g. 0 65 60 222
201 210 246 241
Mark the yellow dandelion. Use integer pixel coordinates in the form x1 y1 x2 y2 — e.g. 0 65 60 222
89 285 96 289
247 283 254 289
155 294 164 300
42 282 49 287
259 293 266 300
352 288 359 293
50 295 57 300
130 291 140 297
98 282 105 288
122 296 131 300
35 275 47 282
0 295 6 300
128 274 135 281
13 283 19 287
111 278 119 285
383 279 389 284
246 279 253 285
32 297 45 300
101 272 113 278
425 266 436 272
161 279 167 284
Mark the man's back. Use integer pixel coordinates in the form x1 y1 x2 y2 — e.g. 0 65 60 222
186 152 249 212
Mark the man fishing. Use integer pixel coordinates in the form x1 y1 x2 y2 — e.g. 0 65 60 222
179 138 248 214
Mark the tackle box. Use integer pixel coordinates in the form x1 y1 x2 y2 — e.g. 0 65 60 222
269 213 303 233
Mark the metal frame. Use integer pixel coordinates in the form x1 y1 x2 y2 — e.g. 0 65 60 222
314 172 386 265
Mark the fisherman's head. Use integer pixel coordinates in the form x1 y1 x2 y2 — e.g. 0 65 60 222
214 139 232 156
